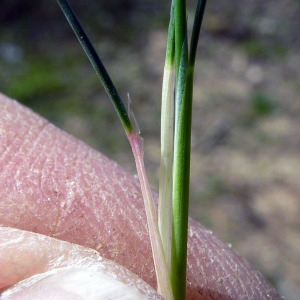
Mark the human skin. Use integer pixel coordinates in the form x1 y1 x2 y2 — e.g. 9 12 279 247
0 93 282 299
0 227 162 299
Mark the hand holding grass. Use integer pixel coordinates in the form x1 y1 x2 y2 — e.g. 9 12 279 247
0 94 283 299
56 0 207 298
0 0 283 298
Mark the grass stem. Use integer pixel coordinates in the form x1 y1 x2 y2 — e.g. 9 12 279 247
170 1 207 299
57 0 208 298
128 131 173 300
174 0 188 78
56 1 173 298
158 1 175 272
171 39 190 300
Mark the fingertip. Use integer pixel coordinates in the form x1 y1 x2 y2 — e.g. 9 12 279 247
1 268 160 300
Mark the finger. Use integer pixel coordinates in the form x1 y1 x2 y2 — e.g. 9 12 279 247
0 227 161 299
2 269 151 300
0 93 282 299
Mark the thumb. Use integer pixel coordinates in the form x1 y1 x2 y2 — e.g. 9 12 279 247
0 227 161 299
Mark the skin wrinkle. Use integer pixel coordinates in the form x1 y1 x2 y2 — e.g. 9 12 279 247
43 129 86 237
84 150 152 272
0 94 283 299
51 127 77 237
0 100 31 157
10 118 47 174
42 154 63 236
29 131 52 214
185 219 279 299
76 149 111 246
30 152 58 234
0 129 21 167
107 175 154 284
48 135 132 258
1 133 30 184
8 125 55 232
4 124 57 233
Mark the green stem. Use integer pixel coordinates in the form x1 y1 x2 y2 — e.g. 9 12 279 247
171 1 189 298
171 42 190 300
174 0 188 78
158 0 175 272
171 1 207 299
56 0 132 132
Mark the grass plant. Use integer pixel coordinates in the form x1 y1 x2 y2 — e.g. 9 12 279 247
56 1 172 298
170 1 207 298
56 0 207 299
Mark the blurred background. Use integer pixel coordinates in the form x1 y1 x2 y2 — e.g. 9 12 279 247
0 0 299 298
